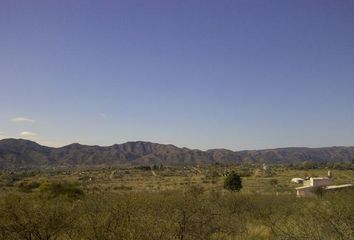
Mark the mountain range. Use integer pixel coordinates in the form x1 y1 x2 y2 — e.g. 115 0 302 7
0 138 353 169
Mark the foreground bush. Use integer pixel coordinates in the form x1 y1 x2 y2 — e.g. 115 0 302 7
0 188 353 240
0 195 79 240
260 190 354 240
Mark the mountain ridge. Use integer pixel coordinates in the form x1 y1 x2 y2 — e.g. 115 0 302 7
0 138 354 169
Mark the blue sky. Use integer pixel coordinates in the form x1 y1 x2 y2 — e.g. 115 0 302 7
1 0 354 150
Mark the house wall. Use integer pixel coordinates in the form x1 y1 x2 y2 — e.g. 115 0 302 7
303 180 311 186
311 178 333 187
297 187 315 197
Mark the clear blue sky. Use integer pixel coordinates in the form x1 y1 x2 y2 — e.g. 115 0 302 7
1 0 354 150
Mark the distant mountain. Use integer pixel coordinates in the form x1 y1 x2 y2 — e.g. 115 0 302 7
0 138 353 169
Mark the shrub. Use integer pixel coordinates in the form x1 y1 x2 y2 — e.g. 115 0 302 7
18 181 40 192
39 181 84 198
0 194 79 240
224 171 242 192
269 179 278 186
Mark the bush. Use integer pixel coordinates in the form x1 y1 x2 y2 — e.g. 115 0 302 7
0 194 79 240
18 181 40 192
224 171 242 192
39 181 84 198
269 179 278 186
0 189 353 239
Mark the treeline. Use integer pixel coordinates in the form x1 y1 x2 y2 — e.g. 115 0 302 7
287 161 354 170
0 186 353 239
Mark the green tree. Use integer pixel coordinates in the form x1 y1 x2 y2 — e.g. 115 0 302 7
224 171 242 192
302 161 318 169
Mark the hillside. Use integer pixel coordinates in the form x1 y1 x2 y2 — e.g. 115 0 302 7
0 138 353 168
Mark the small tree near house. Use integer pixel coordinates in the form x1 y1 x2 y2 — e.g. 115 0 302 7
224 171 242 192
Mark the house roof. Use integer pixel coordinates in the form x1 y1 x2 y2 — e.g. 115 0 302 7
296 184 353 190
310 177 330 180
296 186 314 190
325 184 353 190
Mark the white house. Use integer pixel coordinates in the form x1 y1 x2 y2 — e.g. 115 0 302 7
295 174 353 197
296 177 334 197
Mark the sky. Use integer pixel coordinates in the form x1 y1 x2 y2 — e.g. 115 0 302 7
1 0 354 150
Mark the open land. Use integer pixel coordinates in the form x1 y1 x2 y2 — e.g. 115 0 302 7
0 165 353 240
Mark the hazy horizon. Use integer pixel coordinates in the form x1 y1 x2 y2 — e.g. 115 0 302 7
1 1 354 151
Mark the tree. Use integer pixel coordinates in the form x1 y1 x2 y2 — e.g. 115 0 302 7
223 171 242 192
302 161 318 170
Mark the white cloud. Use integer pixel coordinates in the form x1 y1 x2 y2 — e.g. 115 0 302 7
20 131 38 138
11 117 35 123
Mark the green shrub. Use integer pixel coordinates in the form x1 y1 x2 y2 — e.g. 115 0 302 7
39 181 84 198
224 171 242 192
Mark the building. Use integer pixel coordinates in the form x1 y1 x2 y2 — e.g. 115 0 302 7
295 174 353 197
296 185 317 197
325 184 353 191
296 177 334 197
304 177 334 187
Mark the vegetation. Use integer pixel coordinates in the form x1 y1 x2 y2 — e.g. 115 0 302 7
39 181 84 198
224 171 243 192
0 188 353 240
17 180 40 192
0 165 353 239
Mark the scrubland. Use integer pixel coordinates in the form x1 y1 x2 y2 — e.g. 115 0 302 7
0 165 353 240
